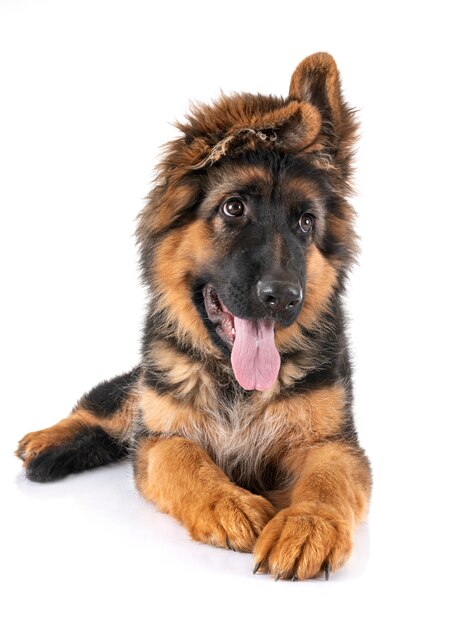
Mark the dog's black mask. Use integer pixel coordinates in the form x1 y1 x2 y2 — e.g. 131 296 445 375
191 149 330 390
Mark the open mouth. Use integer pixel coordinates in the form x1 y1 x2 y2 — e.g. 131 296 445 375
203 285 236 349
203 284 281 392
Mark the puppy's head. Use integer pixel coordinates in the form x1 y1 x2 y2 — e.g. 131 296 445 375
138 53 358 392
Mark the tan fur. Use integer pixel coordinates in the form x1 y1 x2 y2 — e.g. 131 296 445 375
201 165 272 212
182 99 323 170
140 387 211 433
139 382 346 496
17 415 86 462
254 442 371 579
134 436 275 552
149 182 199 233
149 341 216 401
151 222 216 351
276 246 338 353
151 192 339 362
270 384 346 446
18 53 371 580
289 53 343 129
132 53 369 578
290 442 372 522
17 394 138 465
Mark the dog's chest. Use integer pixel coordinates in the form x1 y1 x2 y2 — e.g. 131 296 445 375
189 398 292 492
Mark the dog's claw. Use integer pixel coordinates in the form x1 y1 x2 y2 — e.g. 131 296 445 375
291 574 298 582
275 573 281 581
226 536 235 551
253 561 262 574
324 562 331 581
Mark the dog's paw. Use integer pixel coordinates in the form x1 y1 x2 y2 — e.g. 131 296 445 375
187 489 276 553
253 502 353 580
17 429 56 462
16 422 74 464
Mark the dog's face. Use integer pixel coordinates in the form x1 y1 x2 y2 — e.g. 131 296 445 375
138 53 357 392
199 152 320 329
194 151 335 390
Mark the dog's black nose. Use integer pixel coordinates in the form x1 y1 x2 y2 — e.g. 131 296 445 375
256 278 303 314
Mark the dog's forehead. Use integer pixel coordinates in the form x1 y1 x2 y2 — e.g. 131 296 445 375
205 158 324 205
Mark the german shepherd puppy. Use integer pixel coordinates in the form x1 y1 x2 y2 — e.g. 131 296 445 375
17 53 371 580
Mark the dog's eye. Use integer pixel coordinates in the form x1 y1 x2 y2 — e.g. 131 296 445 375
299 213 314 234
222 197 245 217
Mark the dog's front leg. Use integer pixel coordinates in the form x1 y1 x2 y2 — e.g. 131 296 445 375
253 441 372 580
134 436 275 552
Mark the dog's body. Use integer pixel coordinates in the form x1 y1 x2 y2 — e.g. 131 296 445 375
17 53 371 580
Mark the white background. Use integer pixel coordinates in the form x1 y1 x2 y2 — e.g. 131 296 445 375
1 1 462 624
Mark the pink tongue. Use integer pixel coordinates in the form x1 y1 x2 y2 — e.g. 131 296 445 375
231 317 281 391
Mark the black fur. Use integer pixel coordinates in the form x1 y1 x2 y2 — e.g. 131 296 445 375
141 147 356 417
80 367 141 418
226 458 284 494
200 151 314 324
137 173 206 288
26 426 128 482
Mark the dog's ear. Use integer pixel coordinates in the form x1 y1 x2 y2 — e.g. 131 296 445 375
289 52 343 126
292 52 357 133
289 52 357 172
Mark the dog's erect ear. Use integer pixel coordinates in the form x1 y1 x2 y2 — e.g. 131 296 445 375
289 52 346 136
289 52 357 177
